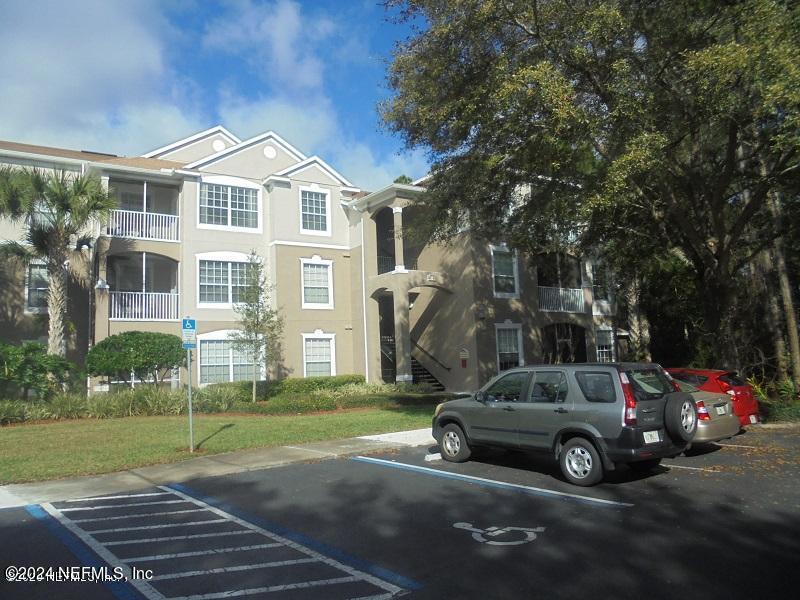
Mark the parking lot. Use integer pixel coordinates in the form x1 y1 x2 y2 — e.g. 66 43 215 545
1 426 798 600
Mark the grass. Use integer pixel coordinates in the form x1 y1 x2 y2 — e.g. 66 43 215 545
0 405 435 485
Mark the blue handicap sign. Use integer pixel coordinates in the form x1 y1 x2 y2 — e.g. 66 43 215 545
182 318 196 331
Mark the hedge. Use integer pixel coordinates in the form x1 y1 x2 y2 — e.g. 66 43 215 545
206 374 366 400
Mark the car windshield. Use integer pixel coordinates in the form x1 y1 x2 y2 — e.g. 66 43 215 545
625 368 674 400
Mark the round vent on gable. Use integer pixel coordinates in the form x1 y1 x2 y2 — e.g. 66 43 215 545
263 145 277 159
212 139 226 152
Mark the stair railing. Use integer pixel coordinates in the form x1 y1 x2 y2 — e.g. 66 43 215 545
411 338 451 372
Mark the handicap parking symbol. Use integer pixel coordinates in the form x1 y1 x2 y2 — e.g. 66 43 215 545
453 522 545 546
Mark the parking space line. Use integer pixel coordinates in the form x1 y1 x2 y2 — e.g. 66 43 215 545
73 508 207 523
123 543 283 563
150 557 318 581
163 485 408 596
716 443 758 449
89 519 229 534
60 499 187 512
65 492 172 502
353 456 634 507
664 464 717 472
168 575 361 600
104 530 254 546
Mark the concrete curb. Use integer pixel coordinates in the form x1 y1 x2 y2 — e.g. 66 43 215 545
0 428 436 509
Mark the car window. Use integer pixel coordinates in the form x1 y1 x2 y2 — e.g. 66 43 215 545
675 379 699 393
695 374 709 385
575 372 616 403
719 373 745 387
626 368 673 400
485 372 528 403
528 371 567 403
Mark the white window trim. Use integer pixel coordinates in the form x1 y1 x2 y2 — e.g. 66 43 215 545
494 322 524 373
197 174 263 234
490 244 520 299
299 184 331 237
301 330 337 377
196 251 251 309
300 256 334 310
596 326 616 362
24 260 48 315
196 329 265 387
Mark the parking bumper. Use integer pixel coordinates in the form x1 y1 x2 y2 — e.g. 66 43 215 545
694 414 742 443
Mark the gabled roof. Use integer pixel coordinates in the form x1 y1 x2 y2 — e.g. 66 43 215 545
142 125 241 158
269 155 356 189
185 130 307 169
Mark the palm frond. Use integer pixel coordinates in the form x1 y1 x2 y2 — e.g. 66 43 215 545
0 240 41 264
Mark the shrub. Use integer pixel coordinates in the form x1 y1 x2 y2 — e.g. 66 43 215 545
87 332 184 386
195 386 244 413
46 394 89 420
0 341 74 399
206 374 366 400
0 400 28 425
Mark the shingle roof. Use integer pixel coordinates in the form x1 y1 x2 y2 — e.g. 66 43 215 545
0 139 186 171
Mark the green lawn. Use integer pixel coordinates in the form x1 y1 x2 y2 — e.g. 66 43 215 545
0 406 434 484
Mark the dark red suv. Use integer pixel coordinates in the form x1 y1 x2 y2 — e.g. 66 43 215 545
666 368 760 426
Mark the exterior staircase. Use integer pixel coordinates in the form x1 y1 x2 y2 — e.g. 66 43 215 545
411 356 445 391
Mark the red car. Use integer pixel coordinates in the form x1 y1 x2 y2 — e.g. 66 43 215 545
666 368 760 426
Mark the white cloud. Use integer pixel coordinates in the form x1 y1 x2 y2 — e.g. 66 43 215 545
0 0 206 154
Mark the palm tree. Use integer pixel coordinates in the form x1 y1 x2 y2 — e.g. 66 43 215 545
0 167 116 357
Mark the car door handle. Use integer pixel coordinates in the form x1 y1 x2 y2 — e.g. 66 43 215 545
502 406 516 411
553 407 568 414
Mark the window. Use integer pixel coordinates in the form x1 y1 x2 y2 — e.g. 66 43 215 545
26 263 49 313
496 325 523 372
592 262 610 301
199 181 259 229
198 259 252 306
485 371 528 402
491 245 519 297
575 372 617 403
300 257 333 309
199 337 256 384
302 332 336 377
300 188 330 235
529 371 568 403
596 329 614 362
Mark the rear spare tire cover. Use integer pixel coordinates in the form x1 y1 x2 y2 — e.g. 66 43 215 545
664 393 697 443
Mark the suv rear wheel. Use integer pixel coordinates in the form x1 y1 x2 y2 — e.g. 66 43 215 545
439 423 472 462
559 438 603 486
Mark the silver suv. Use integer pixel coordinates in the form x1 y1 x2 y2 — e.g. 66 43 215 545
432 363 697 486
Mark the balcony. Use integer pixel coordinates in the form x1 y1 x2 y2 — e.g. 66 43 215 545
538 286 585 313
109 291 179 321
106 210 179 242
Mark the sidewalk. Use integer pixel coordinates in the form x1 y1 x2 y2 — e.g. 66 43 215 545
0 428 436 509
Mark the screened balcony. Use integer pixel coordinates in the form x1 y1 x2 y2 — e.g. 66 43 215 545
107 252 179 321
106 180 180 242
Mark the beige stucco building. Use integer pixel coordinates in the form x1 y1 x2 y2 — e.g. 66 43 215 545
0 126 625 391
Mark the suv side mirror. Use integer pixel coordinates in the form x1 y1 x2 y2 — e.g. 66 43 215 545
475 391 487 403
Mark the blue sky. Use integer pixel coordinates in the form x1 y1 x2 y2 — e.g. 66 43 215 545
0 0 426 190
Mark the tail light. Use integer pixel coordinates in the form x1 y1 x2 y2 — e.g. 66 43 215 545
696 400 710 421
620 372 637 426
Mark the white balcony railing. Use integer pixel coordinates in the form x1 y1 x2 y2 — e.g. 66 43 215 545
109 291 179 321
538 286 585 313
106 210 179 242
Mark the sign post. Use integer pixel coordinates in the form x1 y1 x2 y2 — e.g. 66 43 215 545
182 317 197 453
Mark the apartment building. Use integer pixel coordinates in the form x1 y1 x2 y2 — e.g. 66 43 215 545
0 126 624 391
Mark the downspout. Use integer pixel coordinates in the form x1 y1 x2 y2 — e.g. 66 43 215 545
360 215 370 381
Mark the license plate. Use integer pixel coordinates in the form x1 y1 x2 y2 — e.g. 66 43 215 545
749 414 758 424
643 430 660 444
716 405 726 416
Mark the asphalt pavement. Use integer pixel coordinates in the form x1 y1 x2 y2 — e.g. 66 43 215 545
0 425 798 600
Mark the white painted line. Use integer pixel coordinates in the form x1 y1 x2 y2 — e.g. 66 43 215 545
151 557 318 581
104 529 254 546
665 464 717 472
124 543 283 563
716 443 758 449
353 456 634 507
59 499 187 512
349 595 395 600
169 576 360 600
424 453 442 462
40 503 166 600
89 519 228 534
72 508 207 523
64 492 172 503
284 445 333 456
162 485 404 596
